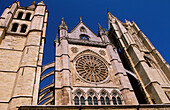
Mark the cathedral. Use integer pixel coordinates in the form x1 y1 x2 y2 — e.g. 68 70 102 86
0 1 170 110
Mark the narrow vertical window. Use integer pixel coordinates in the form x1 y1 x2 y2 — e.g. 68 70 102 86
11 23 18 32
93 96 98 105
20 24 27 33
88 96 92 105
144 56 152 67
17 12 23 19
100 97 105 105
106 97 110 105
112 97 117 105
117 97 122 105
74 96 79 105
80 96 85 105
25 13 31 20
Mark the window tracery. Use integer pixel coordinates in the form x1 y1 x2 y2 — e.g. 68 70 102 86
73 89 123 105
80 26 87 33
87 90 98 105
99 89 110 105
80 35 89 40
75 54 108 83
73 89 85 105
111 91 123 105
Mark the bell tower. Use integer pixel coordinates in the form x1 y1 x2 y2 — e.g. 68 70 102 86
0 1 48 110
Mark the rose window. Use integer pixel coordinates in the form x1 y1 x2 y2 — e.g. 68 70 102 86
76 55 108 83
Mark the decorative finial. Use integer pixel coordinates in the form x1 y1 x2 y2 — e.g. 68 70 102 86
98 23 102 30
32 1 36 5
59 17 68 30
62 17 64 21
80 17 82 22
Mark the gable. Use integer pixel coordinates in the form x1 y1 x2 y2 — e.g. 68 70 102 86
68 22 102 42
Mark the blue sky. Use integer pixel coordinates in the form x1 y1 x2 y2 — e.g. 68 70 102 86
0 0 170 65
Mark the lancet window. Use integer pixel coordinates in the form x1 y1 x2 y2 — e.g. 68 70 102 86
73 90 85 105
99 90 110 105
112 91 123 105
87 90 98 105
73 89 123 105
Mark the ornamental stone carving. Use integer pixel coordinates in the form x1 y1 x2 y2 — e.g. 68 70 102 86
75 54 108 83
99 50 106 56
71 47 78 53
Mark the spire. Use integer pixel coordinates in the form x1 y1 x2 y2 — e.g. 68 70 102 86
59 18 68 30
108 12 116 20
80 17 82 23
98 23 107 36
98 23 103 31
55 34 59 43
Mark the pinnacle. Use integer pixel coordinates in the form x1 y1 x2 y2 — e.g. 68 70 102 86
108 12 116 18
80 17 82 22
98 23 103 31
28 1 36 8
32 1 36 5
61 17 66 25
59 17 68 30
37 1 45 5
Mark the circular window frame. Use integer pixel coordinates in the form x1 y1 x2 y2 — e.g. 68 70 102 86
74 54 110 84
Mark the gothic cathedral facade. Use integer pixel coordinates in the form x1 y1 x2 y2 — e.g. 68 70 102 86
0 1 170 110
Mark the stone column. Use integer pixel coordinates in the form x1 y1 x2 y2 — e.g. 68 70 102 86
55 18 72 105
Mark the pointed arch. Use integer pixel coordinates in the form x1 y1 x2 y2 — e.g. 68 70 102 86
86 89 98 97
73 49 110 65
110 89 122 96
80 34 89 40
110 89 124 105
73 88 86 96
99 89 110 97
73 88 86 105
